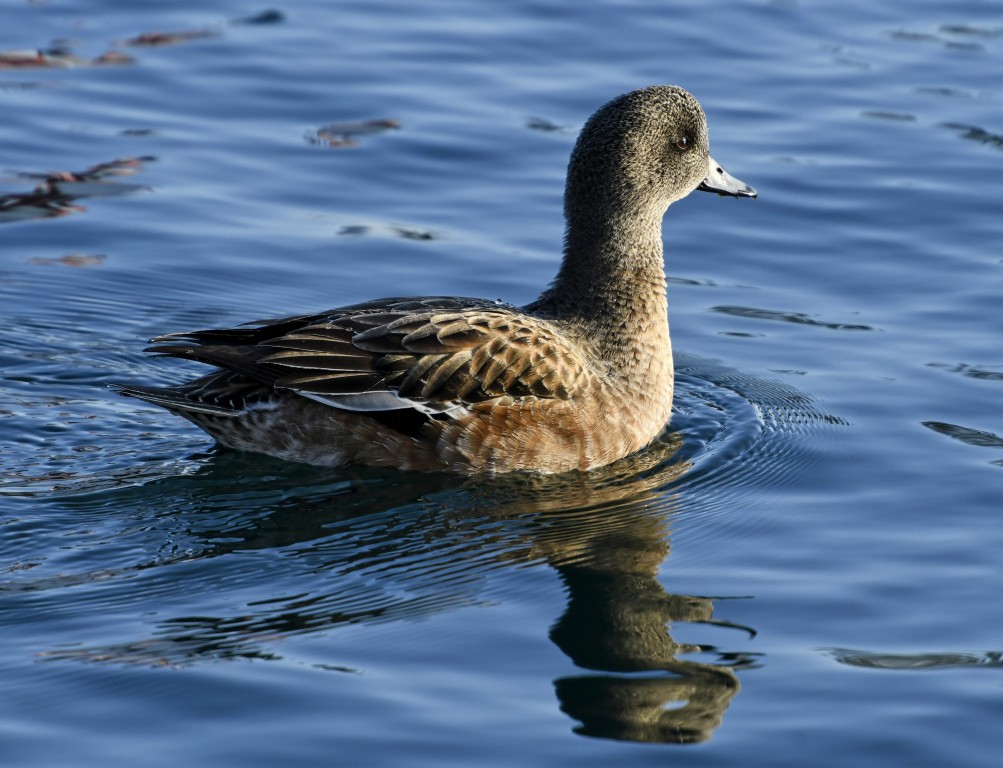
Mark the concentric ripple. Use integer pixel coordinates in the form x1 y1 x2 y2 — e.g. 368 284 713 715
1 347 845 670
667 352 846 532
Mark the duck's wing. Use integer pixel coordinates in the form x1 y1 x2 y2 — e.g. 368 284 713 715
136 296 595 417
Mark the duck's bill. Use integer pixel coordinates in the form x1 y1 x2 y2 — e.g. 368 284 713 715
698 156 757 198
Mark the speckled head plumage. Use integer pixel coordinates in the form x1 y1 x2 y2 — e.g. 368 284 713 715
564 85 714 224
543 84 755 322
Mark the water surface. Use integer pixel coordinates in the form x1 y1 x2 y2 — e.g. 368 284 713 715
2 1 1002 766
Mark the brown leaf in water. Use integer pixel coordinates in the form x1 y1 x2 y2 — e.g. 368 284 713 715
27 253 107 267
0 47 133 69
120 29 217 47
308 119 401 148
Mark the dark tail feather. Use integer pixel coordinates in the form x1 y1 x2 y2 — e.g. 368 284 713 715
110 383 238 417
140 343 281 385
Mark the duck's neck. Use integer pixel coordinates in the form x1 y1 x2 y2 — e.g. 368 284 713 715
527 213 671 365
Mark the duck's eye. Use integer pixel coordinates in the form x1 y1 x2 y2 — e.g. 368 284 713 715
675 137 690 150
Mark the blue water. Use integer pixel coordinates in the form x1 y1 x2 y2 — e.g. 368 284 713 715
2 1 1002 765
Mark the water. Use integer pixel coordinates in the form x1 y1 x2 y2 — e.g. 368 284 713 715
2 0 1002 765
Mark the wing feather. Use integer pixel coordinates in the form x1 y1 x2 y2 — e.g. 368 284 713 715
261 351 375 372
141 296 594 421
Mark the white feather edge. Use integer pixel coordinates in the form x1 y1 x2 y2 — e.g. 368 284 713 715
296 389 468 417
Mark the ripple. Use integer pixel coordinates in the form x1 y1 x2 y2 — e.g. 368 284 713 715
938 24 1003 39
888 28 991 50
4 343 844 668
826 647 1003 671
710 305 874 332
927 362 1003 382
915 86 978 98
922 420 1003 452
668 354 845 536
863 111 917 122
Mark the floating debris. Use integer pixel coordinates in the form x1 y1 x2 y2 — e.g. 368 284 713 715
120 28 217 47
0 156 154 224
0 47 133 69
0 188 83 222
337 223 438 240
392 226 436 241
2 10 281 71
944 122 1003 148
337 224 369 236
92 50 134 65
527 116 573 134
308 119 401 148
0 48 73 69
19 155 155 181
26 253 107 267
232 9 285 25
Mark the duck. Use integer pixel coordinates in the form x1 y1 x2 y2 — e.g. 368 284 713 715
116 85 756 474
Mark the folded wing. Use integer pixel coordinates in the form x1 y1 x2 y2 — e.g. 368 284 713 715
142 296 593 419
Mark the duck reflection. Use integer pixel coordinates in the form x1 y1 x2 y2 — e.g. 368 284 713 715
43 433 756 745
475 438 756 744
548 520 754 744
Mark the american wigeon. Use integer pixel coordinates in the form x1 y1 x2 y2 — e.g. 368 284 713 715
117 85 756 473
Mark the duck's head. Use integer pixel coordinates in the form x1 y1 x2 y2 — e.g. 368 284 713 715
565 85 755 227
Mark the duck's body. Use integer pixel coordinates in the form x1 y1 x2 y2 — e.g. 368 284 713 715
118 86 755 474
